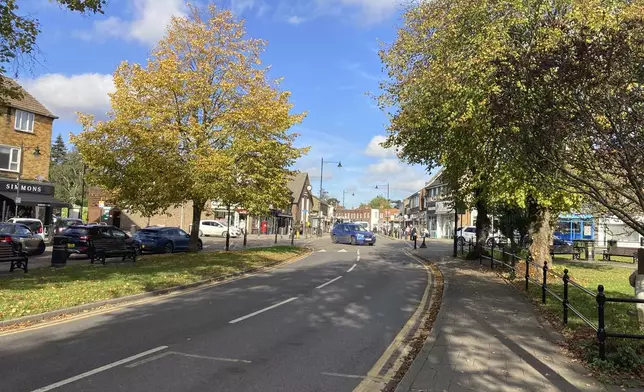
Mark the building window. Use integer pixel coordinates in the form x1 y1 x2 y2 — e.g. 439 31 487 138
14 110 35 132
0 145 20 172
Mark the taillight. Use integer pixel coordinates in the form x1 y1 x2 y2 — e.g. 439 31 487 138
80 236 89 241
38 226 43 234
0 236 11 243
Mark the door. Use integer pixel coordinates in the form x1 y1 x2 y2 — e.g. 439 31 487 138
340 225 351 243
108 227 128 247
212 221 225 236
173 228 190 250
201 222 212 236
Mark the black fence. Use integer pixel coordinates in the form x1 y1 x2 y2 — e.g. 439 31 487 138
459 239 644 360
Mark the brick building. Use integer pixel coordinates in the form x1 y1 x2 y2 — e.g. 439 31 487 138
0 78 68 222
86 173 315 235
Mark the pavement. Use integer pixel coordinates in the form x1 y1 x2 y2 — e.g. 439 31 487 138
0 236 433 392
396 242 620 392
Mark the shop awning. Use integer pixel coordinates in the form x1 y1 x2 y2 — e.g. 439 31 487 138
0 191 71 208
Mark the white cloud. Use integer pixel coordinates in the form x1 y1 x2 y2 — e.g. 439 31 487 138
279 0 399 25
367 158 403 174
364 135 396 158
20 73 115 121
287 15 306 24
78 0 186 46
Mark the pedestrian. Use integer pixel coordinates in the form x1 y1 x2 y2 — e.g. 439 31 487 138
411 226 418 242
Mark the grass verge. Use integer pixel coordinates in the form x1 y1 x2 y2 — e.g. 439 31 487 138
0 246 308 322
494 257 644 387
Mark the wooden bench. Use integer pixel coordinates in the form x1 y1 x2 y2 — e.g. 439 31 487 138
602 246 637 263
90 237 137 265
550 244 581 260
0 241 28 272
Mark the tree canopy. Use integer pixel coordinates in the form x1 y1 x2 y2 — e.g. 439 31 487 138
73 4 306 250
0 0 106 103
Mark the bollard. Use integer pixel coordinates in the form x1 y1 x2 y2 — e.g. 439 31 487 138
414 235 417 249
490 241 495 269
420 236 427 248
597 285 607 360
563 269 570 324
525 254 531 291
542 260 548 304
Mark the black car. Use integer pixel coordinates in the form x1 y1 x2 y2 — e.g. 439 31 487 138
53 218 84 235
0 223 46 255
62 225 134 258
132 226 203 254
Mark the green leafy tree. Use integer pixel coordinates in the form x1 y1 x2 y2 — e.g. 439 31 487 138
326 197 340 207
73 5 305 251
378 0 580 263
369 195 390 209
50 134 67 164
49 150 85 206
0 0 106 103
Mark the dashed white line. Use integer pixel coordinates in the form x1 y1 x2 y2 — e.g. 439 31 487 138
228 297 299 324
347 264 357 273
316 276 343 289
357 249 360 261
31 346 169 392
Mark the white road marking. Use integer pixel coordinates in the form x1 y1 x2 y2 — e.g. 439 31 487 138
31 346 169 392
316 276 343 289
228 297 299 324
347 264 357 273
356 249 360 261
318 249 327 252
125 352 173 368
170 351 252 364
338 249 347 253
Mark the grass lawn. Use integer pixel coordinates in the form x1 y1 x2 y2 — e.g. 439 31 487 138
0 246 308 322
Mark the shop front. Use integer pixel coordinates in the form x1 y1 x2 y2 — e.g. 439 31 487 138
0 179 70 225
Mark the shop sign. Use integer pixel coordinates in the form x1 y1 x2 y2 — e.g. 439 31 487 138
0 180 54 195
436 201 452 214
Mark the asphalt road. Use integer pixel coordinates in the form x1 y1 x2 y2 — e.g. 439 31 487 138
0 237 450 392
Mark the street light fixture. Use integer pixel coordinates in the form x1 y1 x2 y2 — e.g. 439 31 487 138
342 190 354 208
374 183 391 229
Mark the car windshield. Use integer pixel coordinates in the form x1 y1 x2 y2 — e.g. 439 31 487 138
61 220 82 227
138 229 160 236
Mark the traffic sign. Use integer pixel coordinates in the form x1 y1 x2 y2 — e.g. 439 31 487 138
15 197 21 204
98 200 105 208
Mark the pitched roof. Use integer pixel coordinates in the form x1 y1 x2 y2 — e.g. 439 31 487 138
425 168 445 188
287 172 309 202
2 77 58 119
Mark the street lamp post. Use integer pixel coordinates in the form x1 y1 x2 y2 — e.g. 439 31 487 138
375 183 390 230
319 157 341 233
342 190 354 208
14 143 42 217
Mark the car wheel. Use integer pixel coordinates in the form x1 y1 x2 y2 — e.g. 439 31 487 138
164 242 174 254
35 241 46 255
197 240 203 251
486 238 495 247
458 236 465 245
221 231 228 238
331 235 337 244
350 236 356 245
199 230 204 237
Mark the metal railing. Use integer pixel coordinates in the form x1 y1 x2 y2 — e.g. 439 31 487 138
460 239 644 361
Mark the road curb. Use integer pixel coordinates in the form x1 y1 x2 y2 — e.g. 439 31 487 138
0 248 313 331
393 254 447 392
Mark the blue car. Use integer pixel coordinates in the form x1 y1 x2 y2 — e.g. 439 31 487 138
132 226 203 254
331 223 376 246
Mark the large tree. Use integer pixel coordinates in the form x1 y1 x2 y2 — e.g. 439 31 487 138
369 195 391 209
0 0 106 103
490 0 644 237
50 134 67 164
378 0 579 262
74 4 305 251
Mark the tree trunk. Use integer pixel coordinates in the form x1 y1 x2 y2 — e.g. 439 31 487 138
475 196 491 256
528 201 553 266
189 200 204 252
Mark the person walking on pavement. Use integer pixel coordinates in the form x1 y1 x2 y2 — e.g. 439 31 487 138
410 226 418 242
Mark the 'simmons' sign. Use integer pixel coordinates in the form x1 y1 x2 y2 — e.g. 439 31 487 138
0 180 53 195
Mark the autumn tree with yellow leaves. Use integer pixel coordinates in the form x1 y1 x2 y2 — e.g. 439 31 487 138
73 5 306 251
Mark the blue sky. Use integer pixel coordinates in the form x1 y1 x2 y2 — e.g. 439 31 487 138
17 0 430 206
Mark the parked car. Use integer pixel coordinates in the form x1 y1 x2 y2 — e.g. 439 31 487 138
457 226 477 245
61 224 134 258
7 218 45 240
0 223 46 255
331 223 376 246
132 226 203 253
199 220 240 238
53 218 83 235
